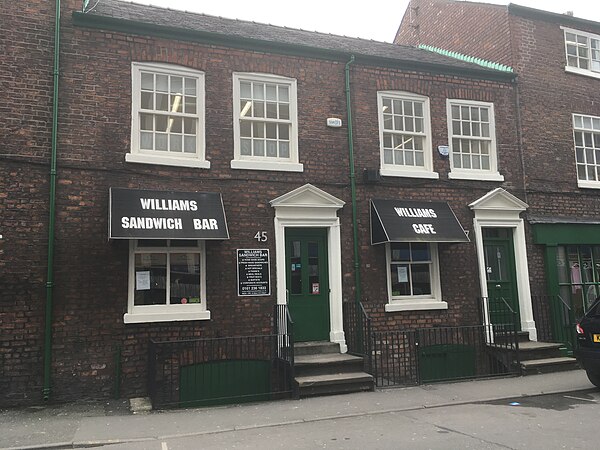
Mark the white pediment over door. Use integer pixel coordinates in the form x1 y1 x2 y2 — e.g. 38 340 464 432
270 184 345 214
469 188 528 220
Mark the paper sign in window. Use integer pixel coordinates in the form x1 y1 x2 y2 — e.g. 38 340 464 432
136 271 151 290
397 266 408 283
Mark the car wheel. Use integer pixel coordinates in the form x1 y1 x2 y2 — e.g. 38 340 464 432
586 371 600 389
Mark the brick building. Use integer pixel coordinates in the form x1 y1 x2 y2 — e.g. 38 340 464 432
1 0 525 405
396 0 600 358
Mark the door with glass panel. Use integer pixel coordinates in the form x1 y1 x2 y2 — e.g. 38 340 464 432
285 228 330 342
483 228 520 327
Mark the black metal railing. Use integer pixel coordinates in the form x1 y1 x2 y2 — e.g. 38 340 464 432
479 296 521 375
371 323 520 387
343 301 372 372
532 294 576 354
147 309 295 409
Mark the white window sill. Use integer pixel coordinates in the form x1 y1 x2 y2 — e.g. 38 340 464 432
380 168 439 179
565 66 600 80
448 171 504 182
577 180 600 189
231 159 304 172
385 300 448 312
124 310 211 323
126 153 211 169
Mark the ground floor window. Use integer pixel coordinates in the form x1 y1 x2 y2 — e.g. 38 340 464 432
385 242 445 311
556 245 600 317
124 239 209 323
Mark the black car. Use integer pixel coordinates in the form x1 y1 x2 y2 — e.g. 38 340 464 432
575 298 600 388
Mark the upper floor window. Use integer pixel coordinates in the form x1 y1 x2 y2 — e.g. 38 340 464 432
124 239 210 323
573 113 600 189
232 73 302 172
127 63 209 169
377 91 438 179
447 99 503 181
564 27 600 79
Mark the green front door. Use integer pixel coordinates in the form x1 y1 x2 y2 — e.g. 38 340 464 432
483 228 520 327
285 228 330 342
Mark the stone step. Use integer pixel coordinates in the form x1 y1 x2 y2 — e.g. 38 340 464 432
294 341 341 356
517 341 564 360
295 372 374 397
520 356 580 375
295 353 365 376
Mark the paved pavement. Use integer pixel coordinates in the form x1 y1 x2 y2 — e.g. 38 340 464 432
0 369 594 450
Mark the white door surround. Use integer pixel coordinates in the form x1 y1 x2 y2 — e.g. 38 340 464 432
270 184 347 352
469 188 537 341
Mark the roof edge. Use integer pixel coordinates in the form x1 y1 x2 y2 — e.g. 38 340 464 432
72 11 516 83
509 3 600 28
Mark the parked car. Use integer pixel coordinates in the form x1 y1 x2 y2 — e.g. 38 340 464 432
575 298 600 388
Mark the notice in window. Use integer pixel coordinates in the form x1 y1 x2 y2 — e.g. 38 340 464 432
136 271 151 290
397 266 408 283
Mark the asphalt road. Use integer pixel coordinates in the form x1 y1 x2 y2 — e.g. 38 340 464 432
98 389 600 450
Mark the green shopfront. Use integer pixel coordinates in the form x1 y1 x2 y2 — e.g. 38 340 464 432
533 222 600 319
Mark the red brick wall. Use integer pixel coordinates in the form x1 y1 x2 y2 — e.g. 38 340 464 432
1 1 521 404
395 0 513 67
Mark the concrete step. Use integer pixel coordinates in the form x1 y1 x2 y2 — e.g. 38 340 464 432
517 341 564 360
295 353 365 377
294 341 341 356
521 356 580 375
295 372 374 397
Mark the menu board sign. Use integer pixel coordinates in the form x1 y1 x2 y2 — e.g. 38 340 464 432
237 249 270 296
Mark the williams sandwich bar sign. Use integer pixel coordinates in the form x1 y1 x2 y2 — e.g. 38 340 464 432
109 188 229 240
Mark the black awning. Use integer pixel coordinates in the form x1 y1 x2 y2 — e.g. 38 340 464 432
370 199 469 244
109 188 229 240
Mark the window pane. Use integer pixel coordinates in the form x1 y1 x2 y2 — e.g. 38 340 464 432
279 142 290 158
240 82 252 99
140 132 153 150
266 122 277 139
184 136 196 153
266 84 277 101
184 118 196 135
155 115 168 132
184 97 197 114
391 264 410 296
156 75 168 92
278 124 289 140
254 83 264 100
156 93 169 111
253 101 265 118
141 92 153 110
253 122 264 138
266 102 277 119
170 253 200 305
155 134 167 151
141 72 154 90
171 76 183 94
240 121 252 138
391 243 410 261
184 78 197 96
279 104 289 120
411 264 431 295
169 117 182 134
279 86 289 102
140 114 153 131
266 140 278 157
241 138 252 155
170 135 182 152
134 253 167 305
254 139 265 156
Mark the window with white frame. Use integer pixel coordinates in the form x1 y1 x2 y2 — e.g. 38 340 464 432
573 113 600 188
232 73 302 172
378 91 438 179
564 27 600 78
124 239 209 323
127 62 208 169
385 242 446 312
447 99 503 181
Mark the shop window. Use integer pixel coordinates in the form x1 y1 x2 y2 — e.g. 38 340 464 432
563 27 600 79
231 73 302 172
446 99 503 181
127 62 209 169
556 245 600 318
573 113 600 188
377 91 438 179
385 242 446 312
124 239 210 323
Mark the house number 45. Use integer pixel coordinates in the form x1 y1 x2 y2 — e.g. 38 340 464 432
254 231 268 242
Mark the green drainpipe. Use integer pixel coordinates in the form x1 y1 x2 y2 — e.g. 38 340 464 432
44 0 61 401
345 55 362 308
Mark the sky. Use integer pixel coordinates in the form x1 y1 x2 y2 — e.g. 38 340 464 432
125 0 600 43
